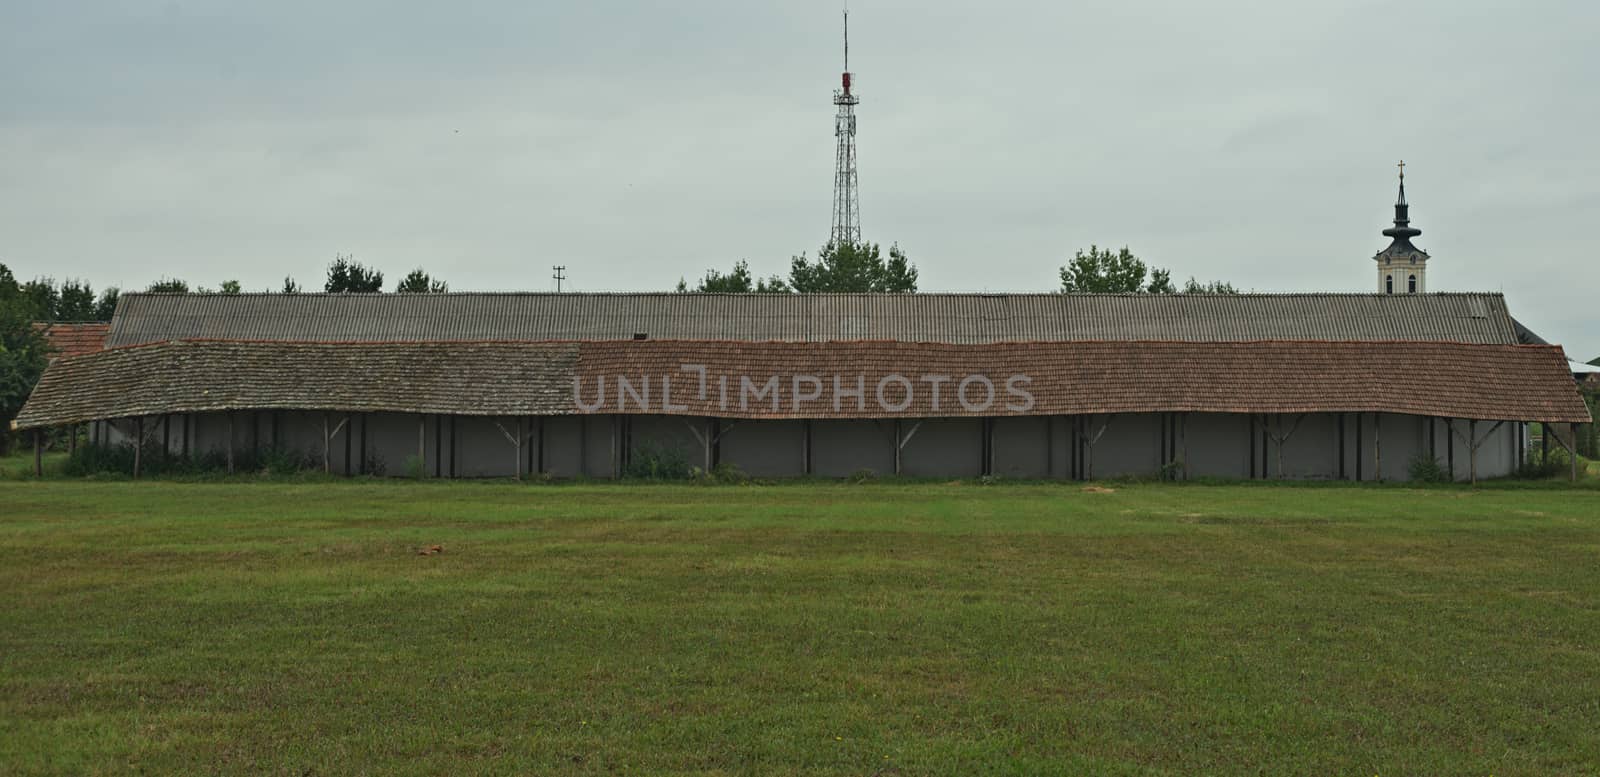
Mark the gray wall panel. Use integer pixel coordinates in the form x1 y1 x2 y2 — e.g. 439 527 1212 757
812 420 895 477
719 420 806 477
902 419 984 478
992 417 1048 478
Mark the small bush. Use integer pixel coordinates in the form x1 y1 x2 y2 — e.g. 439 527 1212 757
1406 454 1450 483
402 455 426 479
1517 446 1570 479
848 468 877 484
626 441 692 480
64 443 312 477
690 462 750 485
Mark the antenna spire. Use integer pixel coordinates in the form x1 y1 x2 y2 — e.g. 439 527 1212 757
830 6 861 246
844 7 849 72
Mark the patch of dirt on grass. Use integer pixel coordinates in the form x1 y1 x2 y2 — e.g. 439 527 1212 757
1081 485 1116 494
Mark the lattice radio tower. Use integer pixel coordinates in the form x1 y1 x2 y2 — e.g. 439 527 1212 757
830 9 861 247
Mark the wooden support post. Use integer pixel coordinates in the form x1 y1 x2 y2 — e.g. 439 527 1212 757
802 419 812 476
1180 413 1189 481
1446 418 1455 481
578 416 588 477
182 414 191 460
450 416 458 479
1158 415 1171 476
1542 421 1550 463
1354 413 1363 481
1276 415 1284 479
610 416 619 479
1338 413 1346 480
1571 423 1580 483
1083 415 1113 481
893 418 902 476
434 415 443 478
344 414 352 477
984 417 995 476
226 413 235 475
359 413 368 475
1373 413 1383 482
515 417 524 481
1249 414 1257 479
1072 416 1081 481
1045 416 1055 479
133 417 144 479
1261 415 1270 480
323 413 332 474
1468 419 1477 484
34 429 43 477
162 414 171 460
69 424 77 456
537 417 546 475
418 415 427 479
1429 417 1436 462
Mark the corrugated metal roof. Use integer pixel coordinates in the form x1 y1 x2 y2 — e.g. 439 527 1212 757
105 292 1522 347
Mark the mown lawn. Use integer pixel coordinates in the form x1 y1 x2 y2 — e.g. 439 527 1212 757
2 475 1599 775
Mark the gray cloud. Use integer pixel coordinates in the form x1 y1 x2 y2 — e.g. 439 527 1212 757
2 0 1596 359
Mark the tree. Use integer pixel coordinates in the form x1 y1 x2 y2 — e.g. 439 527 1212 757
1147 268 1175 294
219 280 242 295
146 278 190 293
789 241 918 293
20 278 59 319
395 269 449 293
281 276 302 294
94 288 119 321
325 254 383 293
56 280 97 320
676 260 789 293
1182 278 1239 294
0 264 52 455
1058 246 1157 293
1059 246 1235 294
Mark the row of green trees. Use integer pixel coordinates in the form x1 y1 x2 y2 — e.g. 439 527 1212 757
9 242 1232 322
9 256 450 323
1 266 53 455
677 241 1236 294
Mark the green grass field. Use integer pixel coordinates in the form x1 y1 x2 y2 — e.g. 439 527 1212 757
3 470 1600 775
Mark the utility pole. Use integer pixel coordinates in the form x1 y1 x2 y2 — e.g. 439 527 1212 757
552 265 567 293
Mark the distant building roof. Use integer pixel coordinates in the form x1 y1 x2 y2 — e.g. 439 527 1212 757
32 322 109 361
106 292 1522 347
15 338 1591 429
1571 359 1600 375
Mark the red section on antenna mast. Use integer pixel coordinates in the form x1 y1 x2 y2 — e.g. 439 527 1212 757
842 72 852 94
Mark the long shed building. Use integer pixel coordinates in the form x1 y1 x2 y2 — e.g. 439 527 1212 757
15 292 1592 482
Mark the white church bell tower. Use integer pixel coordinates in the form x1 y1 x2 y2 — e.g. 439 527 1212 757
1375 161 1429 294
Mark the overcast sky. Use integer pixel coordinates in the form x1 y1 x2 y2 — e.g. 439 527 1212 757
2 1 1595 358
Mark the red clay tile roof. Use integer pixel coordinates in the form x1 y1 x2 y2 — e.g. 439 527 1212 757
32 323 109 361
13 338 1592 429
